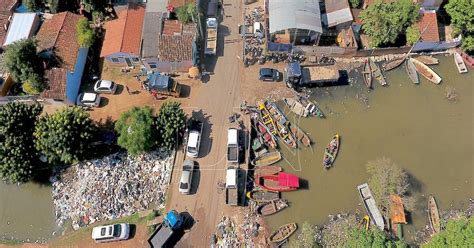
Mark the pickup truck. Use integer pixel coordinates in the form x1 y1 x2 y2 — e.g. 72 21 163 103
148 210 184 248
186 120 203 158
146 73 181 98
225 166 239 206
205 18 218 55
227 128 240 164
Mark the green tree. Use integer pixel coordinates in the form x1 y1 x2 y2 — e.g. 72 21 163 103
349 0 361 8
4 39 45 94
76 18 95 48
156 101 186 151
176 3 197 24
34 107 95 164
423 216 474 247
366 157 409 210
24 0 43 11
445 0 474 54
0 103 43 182
406 25 421 45
290 222 319 248
115 106 157 155
344 228 407 247
360 0 419 47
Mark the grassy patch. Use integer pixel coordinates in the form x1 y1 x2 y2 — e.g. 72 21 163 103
0 239 22 246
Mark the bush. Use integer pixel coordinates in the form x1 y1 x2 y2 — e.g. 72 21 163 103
406 25 421 45
176 3 196 24
349 0 360 8
156 102 186 151
76 18 95 48
115 106 157 155
344 228 407 247
423 216 474 247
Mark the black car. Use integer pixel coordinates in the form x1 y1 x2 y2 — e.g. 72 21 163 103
259 68 280 82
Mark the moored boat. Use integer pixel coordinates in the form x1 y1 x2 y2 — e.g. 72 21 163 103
265 100 297 149
256 121 277 149
268 223 298 243
247 190 280 202
416 55 439 65
299 97 325 118
382 58 405 71
362 59 373 88
251 151 282 166
258 102 279 137
412 58 442 84
458 50 474 68
284 98 309 117
428 195 441 234
289 123 311 147
406 58 419 84
256 172 300 192
454 52 468 74
254 165 282 177
323 134 340 169
370 58 388 86
258 199 289 216
357 183 385 230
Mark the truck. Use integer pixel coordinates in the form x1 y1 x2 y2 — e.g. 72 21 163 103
146 72 181 98
284 61 341 88
147 210 184 248
225 166 240 206
205 18 218 56
227 128 240 164
186 120 204 158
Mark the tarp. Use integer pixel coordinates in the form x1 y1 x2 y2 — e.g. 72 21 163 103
148 73 171 90
278 172 299 187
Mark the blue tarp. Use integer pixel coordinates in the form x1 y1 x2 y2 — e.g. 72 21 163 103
148 73 171 90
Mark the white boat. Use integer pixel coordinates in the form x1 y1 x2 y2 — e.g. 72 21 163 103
454 52 468 74
406 58 419 84
357 183 385 230
412 58 442 84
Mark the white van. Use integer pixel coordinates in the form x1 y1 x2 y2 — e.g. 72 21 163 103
91 223 130 243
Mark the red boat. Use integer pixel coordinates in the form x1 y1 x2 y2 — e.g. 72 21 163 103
256 172 300 192
257 121 277 148
458 49 474 68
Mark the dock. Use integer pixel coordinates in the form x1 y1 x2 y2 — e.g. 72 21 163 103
357 183 385 230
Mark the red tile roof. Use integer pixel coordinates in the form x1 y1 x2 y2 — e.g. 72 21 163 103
0 13 9 46
41 68 68 100
158 34 194 62
162 20 182 36
0 0 18 13
101 4 145 57
417 11 439 42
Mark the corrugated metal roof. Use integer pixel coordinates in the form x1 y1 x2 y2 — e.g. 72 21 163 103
146 0 168 13
141 12 163 58
3 13 37 46
326 8 353 27
269 0 322 34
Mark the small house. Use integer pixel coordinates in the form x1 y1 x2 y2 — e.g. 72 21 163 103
100 4 145 66
2 12 40 47
416 9 440 43
324 0 353 30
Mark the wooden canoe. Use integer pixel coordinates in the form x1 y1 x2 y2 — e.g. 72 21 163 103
428 195 441 234
265 100 297 149
289 123 311 147
251 151 282 166
258 199 288 216
299 97 325 118
406 58 419 84
382 58 405 71
254 165 282 177
412 58 442 84
268 223 297 243
370 58 388 86
323 134 340 169
247 190 279 203
284 98 309 117
362 59 372 88
454 52 468 74
256 121 277 149
416 55 439 65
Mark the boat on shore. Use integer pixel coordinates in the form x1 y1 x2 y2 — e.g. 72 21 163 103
406 58 419 84
323 134 339 169
258 199 289 216
256 121 277 149
412 58 442 84
256 172 300 192
257 102 279 137
284 98 309 117
370 58 388 86
416 55 439 65
251 151 282 166
268 223 297 243
454 52 468 74
247 190 279 203
299 97 324 118
428 195 441 234
382 58 405 71
289 123 311 147
362 59 373 88
265 100 297 149
254 165 282 177
357 183 385 230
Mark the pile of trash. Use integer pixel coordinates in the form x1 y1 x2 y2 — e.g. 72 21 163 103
212 216 241 248
315 212 358 247
51 151 174 229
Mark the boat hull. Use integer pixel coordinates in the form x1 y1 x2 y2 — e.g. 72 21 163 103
382 58 405 71
412 58 442 84
357 183 385 230
406 59 419 84
428 195 441 233
268 223 297 243
323 134 340 168
363 60 372 88
454 52 468 74
252 151 282 166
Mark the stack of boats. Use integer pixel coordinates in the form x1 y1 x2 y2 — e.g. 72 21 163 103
406 56 442 84
363 58 388 88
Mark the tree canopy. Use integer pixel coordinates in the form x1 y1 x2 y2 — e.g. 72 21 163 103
156 101 186 151
406 25 421 45
76 18 95 48
344 228 407 248
360 0 419 47
423 216 474 247
34 107 95 164
0 103 43 182
4 39 45 94
445 0 474 54
176 3 197 24
115 106 157 155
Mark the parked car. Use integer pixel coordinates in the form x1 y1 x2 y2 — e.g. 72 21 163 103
259 68 280 82
76 93 101 107
186 120 203 158
94 80 118 94
92 223 130 243
179 160 195 194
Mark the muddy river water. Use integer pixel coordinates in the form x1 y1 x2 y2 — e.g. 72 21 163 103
266 55 473 242
0 55 472 243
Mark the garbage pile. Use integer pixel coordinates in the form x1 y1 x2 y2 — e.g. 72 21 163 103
51 151 173 229
213 216 241 248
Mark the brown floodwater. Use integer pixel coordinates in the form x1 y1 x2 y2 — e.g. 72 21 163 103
265 55 473 242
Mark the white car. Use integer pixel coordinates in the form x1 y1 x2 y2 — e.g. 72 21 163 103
186 120 203 158
76 93 101 107
179 160 194 194
94 80 117 94
91 223 130 243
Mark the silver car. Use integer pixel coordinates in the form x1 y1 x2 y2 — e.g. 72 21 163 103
91 223 130 243
179 160 194 194
94 80 117 94
76 93 101 107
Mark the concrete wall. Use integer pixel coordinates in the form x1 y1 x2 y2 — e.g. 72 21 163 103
142 58 194 73
104 52 141 66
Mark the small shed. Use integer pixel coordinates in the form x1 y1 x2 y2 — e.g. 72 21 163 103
324 0 353 29
3 13 39 46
